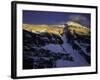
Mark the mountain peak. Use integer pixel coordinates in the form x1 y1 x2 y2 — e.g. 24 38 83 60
66 21 89 29
67 21 82 27
65 21 90 36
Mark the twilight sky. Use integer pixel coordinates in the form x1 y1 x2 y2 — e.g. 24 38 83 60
23 10 91 27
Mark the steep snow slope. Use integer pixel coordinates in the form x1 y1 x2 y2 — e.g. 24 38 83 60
23 22 91 69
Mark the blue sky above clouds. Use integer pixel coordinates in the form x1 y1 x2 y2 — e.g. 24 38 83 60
23 10 91 27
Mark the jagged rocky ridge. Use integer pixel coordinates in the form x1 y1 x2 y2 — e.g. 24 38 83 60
23 22 91 69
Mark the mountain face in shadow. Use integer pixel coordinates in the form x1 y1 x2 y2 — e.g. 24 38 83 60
23 21 91 69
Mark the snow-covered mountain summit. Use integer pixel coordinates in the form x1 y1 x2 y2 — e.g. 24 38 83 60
23 21 91 69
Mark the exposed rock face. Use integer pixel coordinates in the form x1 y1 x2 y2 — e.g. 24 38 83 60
23 22 91 69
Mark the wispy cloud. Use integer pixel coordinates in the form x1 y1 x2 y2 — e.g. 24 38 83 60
69 14 90 27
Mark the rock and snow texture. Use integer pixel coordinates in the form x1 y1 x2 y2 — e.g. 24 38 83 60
23 22 90 69
42 31 89 67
